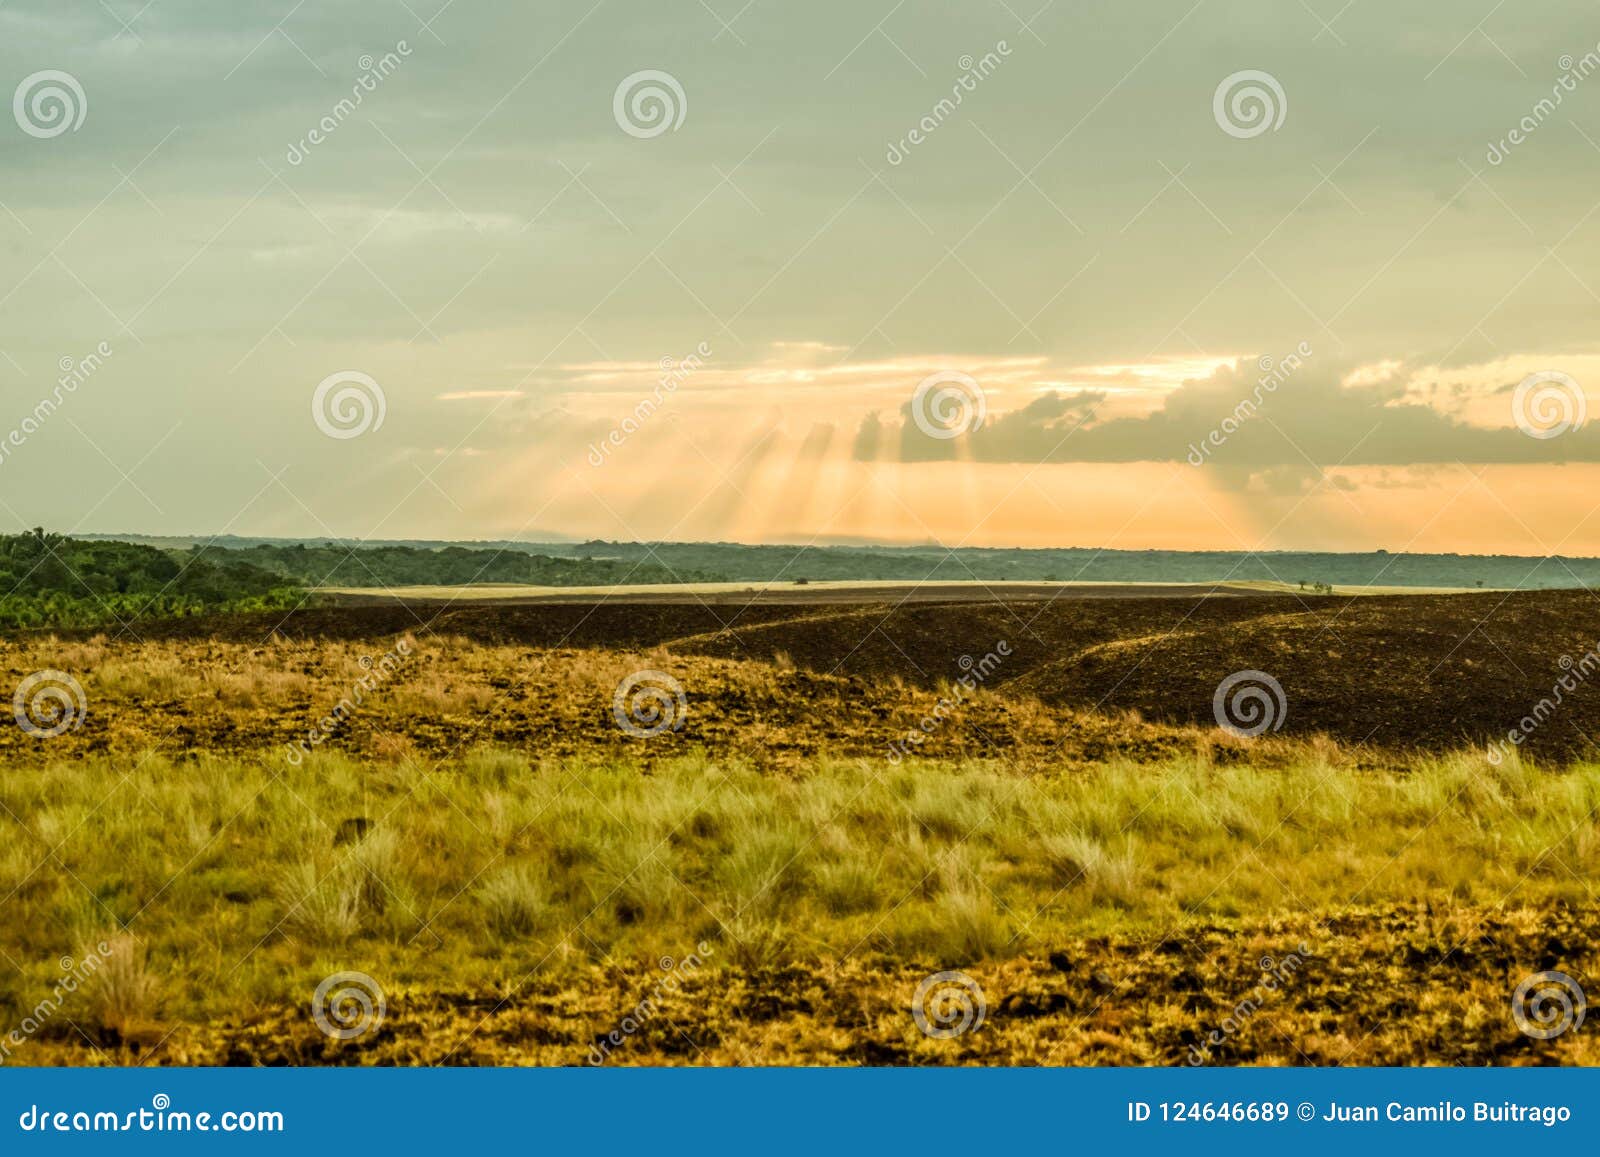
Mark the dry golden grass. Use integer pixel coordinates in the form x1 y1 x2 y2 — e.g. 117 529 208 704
0 739 1597 1064
2 632 1594 1066
0 633 1374 772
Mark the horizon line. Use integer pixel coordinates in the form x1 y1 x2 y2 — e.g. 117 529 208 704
46 529 1600 563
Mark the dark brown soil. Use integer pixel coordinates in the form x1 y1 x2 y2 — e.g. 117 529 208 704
35 588 1600 757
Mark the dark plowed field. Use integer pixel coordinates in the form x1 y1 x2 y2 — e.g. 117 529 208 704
49 588 1600 758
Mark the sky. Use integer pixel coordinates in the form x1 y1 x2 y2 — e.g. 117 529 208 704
5 0 1600 553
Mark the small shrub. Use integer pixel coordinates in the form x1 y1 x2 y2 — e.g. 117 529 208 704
478 865 551 938
93 935 159 1036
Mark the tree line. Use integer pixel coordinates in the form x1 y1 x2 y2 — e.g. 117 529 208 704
0 531 720 630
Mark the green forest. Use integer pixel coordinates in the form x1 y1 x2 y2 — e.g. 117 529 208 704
0 530 298 629
215 542 714 589
0 532 715 629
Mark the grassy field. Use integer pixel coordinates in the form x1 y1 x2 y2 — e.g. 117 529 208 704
3 741 1598 1063
4 595 1599 1065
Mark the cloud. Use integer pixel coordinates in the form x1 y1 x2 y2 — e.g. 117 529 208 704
855 353 1600 469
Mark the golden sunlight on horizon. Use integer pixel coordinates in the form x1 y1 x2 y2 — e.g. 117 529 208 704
403 343 1600 555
